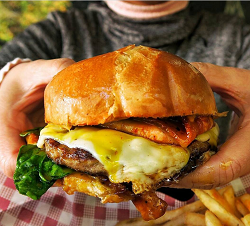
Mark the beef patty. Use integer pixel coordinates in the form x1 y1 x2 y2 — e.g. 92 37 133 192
44 138 107 176
44 138 214 181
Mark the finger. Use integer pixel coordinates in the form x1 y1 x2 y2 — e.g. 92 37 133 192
168 63 250 189
0 58 75 113
0 58 75 178
170 121 250 189
0 113 28 178
21 58 75 113
25 58 75 88
191 62 250 115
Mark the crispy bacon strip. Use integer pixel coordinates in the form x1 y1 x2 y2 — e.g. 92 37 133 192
60 172 134 203
103 116 214 147
132 192 168 221
59 172 167 221
26 133 39 144
182 116 214 147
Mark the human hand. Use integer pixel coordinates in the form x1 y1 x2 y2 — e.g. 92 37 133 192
170 62 250 189
0 58 75 178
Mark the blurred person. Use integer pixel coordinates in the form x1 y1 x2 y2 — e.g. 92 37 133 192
0 0 250 195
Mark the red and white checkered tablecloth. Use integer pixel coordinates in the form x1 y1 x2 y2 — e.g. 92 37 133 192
1 168 250 226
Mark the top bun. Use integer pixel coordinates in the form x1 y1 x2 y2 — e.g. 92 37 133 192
44 45 218 126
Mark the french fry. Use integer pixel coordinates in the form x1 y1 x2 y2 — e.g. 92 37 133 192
217 185 231 196
162 212 205 226
242 213 250 226
161 213 186 226
115 200 206 226
223 186 242 218
117 185 248 226
192 189 244 226
115 217 148 226
240 194 250 212
236 198 249 216
183 212 206 226
204 189 234 215
205 210 223 226
152 200 206 225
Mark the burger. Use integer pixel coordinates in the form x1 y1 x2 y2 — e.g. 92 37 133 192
14 45 224 221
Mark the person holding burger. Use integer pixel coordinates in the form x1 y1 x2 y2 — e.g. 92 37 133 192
0 0 250 222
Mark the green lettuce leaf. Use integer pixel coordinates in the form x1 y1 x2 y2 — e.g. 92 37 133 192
14 144 74 200
19 127 43 137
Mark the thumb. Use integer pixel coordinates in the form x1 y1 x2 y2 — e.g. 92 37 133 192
191 62 250 115
17 58 76 93
170 63 250 189
0 58 75 178
171 122 250 189
1 58 75 113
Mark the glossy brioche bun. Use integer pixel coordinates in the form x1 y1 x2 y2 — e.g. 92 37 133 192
44 45 218 126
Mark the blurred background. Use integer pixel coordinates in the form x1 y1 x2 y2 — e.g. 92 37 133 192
0 1 71 47
0 1 249 49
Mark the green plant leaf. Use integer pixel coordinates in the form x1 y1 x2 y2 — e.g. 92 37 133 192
19 127 43 137
14 144 73 200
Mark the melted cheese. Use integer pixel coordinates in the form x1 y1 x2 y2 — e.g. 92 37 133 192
37 123 218 193
195 123 219 147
